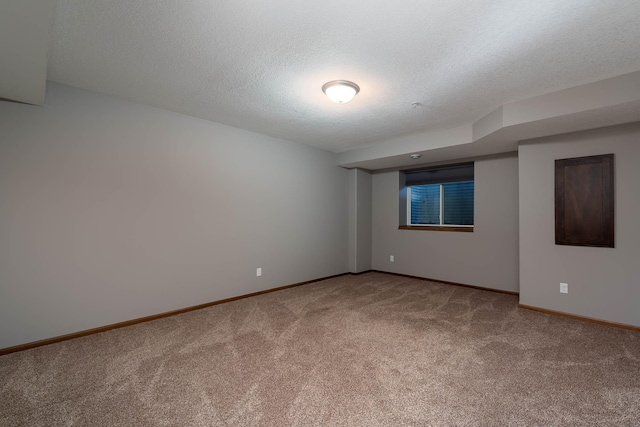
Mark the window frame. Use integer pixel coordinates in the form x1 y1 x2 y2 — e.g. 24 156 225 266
401 180 474 233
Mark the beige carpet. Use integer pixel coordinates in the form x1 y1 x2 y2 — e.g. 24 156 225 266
1 272 639 426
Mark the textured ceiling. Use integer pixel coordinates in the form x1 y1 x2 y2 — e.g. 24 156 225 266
48 0 640 153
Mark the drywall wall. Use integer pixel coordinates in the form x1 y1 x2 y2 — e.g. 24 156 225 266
347 169 372 273
371 154 519 292
519 122 640 326
0 83 348 349
0 0 52 105
338 72 640 171
356 170 373 273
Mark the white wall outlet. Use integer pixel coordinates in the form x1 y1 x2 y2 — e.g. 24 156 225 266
390 255 394 262
256 268 262 277
560 282 568 294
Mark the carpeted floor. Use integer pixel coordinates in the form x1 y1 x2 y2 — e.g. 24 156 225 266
1 272 639 426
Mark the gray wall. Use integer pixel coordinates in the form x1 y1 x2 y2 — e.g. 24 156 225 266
371 154 519 292
348 169 372 273
0 0 52 105
519 122 640 326
0 83 348 349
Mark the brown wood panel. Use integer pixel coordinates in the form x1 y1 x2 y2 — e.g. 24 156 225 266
555 154 614 247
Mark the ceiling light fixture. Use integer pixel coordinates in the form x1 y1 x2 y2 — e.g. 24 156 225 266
409 153 422 159
322 80 360 104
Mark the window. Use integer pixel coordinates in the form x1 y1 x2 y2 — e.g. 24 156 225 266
401 163 474 232
408 182 474 225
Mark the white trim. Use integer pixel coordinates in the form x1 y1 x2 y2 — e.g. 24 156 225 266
439 183 444 225
406 186 412 225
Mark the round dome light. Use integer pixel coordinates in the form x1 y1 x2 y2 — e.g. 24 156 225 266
322 80 360 104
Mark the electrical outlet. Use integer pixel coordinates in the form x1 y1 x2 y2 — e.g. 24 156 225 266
390 255 394 262
256 268 262 277
560 282 568 294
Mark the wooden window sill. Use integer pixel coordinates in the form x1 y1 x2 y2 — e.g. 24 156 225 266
398 225 474 233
